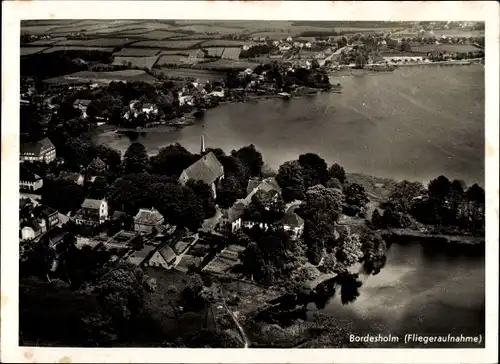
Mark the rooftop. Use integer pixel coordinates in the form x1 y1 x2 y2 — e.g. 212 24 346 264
20 164 42 182
134 208 164 226
73 99 91 106
20 137 55 156
281 210 304 227
180 152 224 186
81 198 105 210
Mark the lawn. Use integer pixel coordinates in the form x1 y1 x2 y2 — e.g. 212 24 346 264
112 56 160 70
131 40 205 49
113 47 163 57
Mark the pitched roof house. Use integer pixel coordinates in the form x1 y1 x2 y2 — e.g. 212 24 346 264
145 245 177 269
74 198 108 226
281 210 304 240
20 164 43 191
134 208 165 234
179 152 224 197
20 137 56 163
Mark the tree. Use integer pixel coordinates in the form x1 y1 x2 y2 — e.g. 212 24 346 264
389 180 425 213
122 142 150 175
325 177 343 190
298 153 329 189
150 143 197 177
343 183 369 209
41 178 85 214
370 208 384 228
87 175 109 199
216 175 244 209
231 144 264 177
181 273 206 311
276 160 305 202
299 185 344 224
243 189 285 225
328 163 346 184
186 179 216 219
400 40 412 52
428 175 451 202
335 231 363 267
354 54 366 69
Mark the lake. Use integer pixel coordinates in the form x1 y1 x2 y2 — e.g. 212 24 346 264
307 241 485 348
94 64 485 186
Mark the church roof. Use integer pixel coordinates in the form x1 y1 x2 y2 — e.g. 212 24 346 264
180 152 223 186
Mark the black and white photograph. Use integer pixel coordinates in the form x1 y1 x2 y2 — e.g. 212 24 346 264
1 1 499 363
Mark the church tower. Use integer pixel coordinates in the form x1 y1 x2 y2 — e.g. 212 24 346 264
200 132 206 154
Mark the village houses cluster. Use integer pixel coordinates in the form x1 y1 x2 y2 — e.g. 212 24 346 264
19 133 305 278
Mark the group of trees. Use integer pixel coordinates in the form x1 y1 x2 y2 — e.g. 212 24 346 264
372 176 485 235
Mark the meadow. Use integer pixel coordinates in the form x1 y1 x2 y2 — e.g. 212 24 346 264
155 54 190 66
152 67 226 82
412 44 482 53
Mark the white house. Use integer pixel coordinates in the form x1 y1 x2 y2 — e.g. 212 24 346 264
281 210 305 240
20 137 56 164
20 164 43 191
144 245 176 269
74 198 108 226
286 36 293 42
142 103 158 115
209 88 225 98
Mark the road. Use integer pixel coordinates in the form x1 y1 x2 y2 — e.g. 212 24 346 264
222 298 250 348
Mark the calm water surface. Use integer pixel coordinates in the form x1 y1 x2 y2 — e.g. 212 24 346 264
309 242 485 348
94 65 485 185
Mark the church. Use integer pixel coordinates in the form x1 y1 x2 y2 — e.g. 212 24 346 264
178 133 224 198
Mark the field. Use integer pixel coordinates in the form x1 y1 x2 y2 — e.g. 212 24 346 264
221 47 242 60
53 38 134 47
154 54 189 66
21 47 49 56
159 50 198 56
200 40 248 47
113 48 163 57
44 69 160 85
249 32 293 40
412 44 482 53
121 30 184 40
42 46 115 54
112 56 160 70
24 37 66 46
193 59 258 71
206 47 225 58
153 67 226 82
173 24 245 35
131 40 204 49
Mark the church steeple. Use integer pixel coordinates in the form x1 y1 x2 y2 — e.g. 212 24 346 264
200 132 206 154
